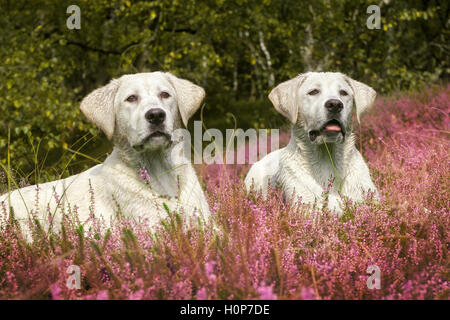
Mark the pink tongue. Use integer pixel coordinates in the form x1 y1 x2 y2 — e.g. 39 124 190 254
325 124 341 131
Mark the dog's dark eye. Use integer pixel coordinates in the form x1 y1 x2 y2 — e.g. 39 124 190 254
126 95 138 102
339 90 348 96
308 89 320 96
160 91 171 99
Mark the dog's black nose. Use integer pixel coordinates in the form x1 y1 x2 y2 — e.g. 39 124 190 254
325 99 343 113
145 108 166 125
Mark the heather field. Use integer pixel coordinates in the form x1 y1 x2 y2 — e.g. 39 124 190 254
0 85 449 300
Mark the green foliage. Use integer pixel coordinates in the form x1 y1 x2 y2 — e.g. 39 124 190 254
0 0 448 179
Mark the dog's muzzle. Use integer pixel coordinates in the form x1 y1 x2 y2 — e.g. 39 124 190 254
133 130 172 151
308 119 345 142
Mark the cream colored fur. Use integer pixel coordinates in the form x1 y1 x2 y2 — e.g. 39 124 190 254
1 72 210 240
245 72 378 214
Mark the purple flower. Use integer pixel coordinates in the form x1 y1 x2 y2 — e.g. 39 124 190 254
50 284 62 300
196 287 207 300
129 289 144 300
96 290 109 300
139 168 151 184
257 284 277 300
300 287 317 300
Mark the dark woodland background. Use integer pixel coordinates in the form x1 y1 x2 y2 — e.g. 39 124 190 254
0 0 448 182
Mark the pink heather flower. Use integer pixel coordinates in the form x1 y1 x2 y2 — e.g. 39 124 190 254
257 284 277 300
96 290 109 300
205 261 217 282
50 283 62 300
52 190 60 204
139 168 151 184
129 289 145 300
300 287 317 300
19 177 28 188
6 272 18 293
196 287 207 300
171 281 192 300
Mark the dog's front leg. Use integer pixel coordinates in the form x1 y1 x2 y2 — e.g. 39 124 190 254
178 169 210 220
168 145 210 224
326 193 344 216
342 150 379 204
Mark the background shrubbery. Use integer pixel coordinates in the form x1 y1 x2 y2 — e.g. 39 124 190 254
0 0 448 181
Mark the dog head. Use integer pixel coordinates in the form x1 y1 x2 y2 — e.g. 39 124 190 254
80 72 205 152
269 72 376 144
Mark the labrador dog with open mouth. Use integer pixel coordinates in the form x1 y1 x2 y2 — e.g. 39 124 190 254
245 72 378 214
0 72 210 239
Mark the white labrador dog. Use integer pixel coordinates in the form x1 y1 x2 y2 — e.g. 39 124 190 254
0 72 210 238
245 72 378 214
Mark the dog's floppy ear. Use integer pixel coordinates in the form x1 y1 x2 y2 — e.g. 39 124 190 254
80 79 120 140
268 73 308 124
344 76 377 123
165 72 205 127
